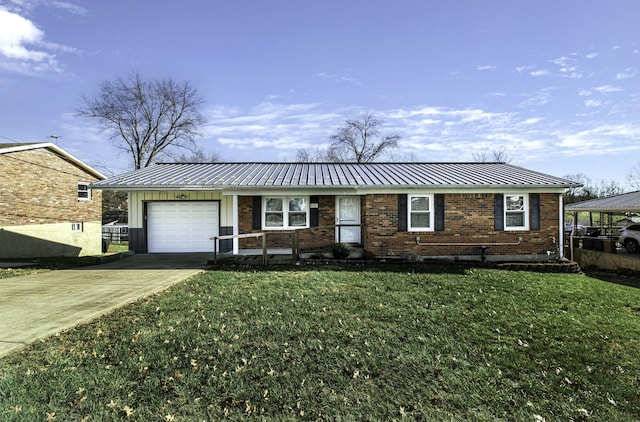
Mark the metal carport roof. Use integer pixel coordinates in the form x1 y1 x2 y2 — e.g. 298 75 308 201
565 191 640 213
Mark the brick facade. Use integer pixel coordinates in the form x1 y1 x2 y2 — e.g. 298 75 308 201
236 192 561 258
364 193 560 258
0 148 102 226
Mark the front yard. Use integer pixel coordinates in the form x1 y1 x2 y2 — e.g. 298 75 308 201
0 265 639 420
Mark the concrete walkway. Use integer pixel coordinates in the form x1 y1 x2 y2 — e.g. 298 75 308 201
0 253 211 357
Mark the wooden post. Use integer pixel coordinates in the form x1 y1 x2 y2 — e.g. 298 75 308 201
262 234 268 266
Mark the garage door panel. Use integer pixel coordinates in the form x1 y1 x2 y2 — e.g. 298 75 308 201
148 202 219 253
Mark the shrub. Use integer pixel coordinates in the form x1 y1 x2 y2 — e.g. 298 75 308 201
401 250 423 262
332 243 350 259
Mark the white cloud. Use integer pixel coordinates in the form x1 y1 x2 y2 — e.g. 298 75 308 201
594 85 622 93
0 7 50 61
584 99 602 107
616 68 637 79
530 69 550 77
51 1 87 15
315 72 361 86
477 65 496 71
553 124 640 155
519 90 553 107
586 53 599 59
0 6 79 74
194 101 640 170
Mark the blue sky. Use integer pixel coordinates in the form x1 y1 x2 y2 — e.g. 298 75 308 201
1 1 639 187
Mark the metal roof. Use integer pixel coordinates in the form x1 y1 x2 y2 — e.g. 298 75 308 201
565 190 640 213
93 162 579 190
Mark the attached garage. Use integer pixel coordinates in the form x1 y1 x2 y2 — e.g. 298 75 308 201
147 201 219 252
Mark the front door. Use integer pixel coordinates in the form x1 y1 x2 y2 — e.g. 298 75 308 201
335 196 361 244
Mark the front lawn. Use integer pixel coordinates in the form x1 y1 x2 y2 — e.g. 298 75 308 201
1 266 638 420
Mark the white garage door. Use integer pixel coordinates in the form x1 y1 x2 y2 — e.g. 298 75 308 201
147 202 219 253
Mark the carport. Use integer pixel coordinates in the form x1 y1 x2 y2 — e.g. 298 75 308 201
565 191 640 270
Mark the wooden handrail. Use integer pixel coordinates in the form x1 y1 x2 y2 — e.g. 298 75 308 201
211 223 366 265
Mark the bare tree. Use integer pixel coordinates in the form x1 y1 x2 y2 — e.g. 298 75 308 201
171 147 221 163
563 173 624 203
326 112 400 162
473 147 512 163
626 162 640 191
77 71 206 169
295 148 326 162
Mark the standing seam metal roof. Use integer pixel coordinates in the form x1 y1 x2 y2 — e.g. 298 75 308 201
92 162 580 189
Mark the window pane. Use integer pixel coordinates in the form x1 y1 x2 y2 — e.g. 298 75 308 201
411 196 430 211
506 212 524 227
289 197 306 212
289 212 307 226
506 195 524 211
411 212 431 228
265 198 283 212
265 213 283 227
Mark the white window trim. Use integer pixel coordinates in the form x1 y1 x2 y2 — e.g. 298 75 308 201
71 222 83 232
78 182 91 201
408 193 435 232
504 193 529 231
262 196 310 230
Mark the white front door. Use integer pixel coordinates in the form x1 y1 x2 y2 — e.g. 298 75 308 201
335 196 361 244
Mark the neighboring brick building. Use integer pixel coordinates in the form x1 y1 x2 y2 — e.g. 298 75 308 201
0 143 106 258
94 162 580 262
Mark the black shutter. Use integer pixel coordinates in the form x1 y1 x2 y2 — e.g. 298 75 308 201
494 194 504 231
398 194 408 232
310 195 319 227
252 196 262 230
435 194 445 231
530 193 540 231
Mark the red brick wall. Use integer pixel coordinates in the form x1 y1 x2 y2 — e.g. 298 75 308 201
237 192 561 258
238 195 336 249
0 148 102 226
364 193 561 257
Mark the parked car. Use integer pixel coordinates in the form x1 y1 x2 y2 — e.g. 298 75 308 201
618 224 640 253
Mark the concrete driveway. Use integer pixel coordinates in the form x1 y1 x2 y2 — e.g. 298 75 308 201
0 253 211 358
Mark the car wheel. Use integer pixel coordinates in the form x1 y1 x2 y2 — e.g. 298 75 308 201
624 238 639 253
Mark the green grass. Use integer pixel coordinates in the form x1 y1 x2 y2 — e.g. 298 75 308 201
108 242 129 254
1 266 639 421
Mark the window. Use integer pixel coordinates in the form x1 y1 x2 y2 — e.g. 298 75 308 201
71 222 83 232
263 196 309 229
408 194 434 231
504 194 529 230
77 183 91 201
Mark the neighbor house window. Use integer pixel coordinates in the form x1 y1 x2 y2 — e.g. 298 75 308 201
71 222 83 232
77 183 91 201
263 196 309 229
504 194 529 230
408 194 434 231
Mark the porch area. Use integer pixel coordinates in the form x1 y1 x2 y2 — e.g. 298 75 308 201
211 224 365 265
